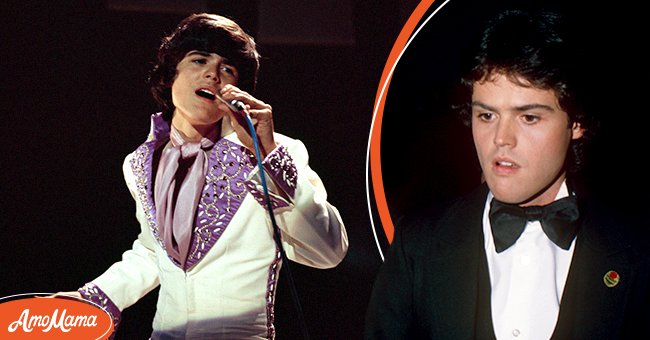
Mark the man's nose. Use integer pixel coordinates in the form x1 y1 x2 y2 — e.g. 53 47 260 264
493 118 516 147
204 68 220 83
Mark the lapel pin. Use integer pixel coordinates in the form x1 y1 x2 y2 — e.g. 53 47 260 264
603 270 620 288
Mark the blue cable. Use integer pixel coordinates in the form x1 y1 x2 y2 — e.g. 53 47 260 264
242 111 311 340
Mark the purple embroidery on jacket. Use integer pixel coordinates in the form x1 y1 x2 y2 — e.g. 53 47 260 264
263 145 297 198
131 114 282 270
244 181 291 209
184 139 256 270
244 145 297 210
131 140 167 254
131 136 257 270
265 249 282 339
78 282 121 339
129 114 170 258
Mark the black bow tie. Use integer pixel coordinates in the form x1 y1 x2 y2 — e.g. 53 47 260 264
489 196 580 253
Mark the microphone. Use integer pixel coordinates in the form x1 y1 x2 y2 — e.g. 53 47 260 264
230 99 246 112
214 93 246 113
215 94 251 137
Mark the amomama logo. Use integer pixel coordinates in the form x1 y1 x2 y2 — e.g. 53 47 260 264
0 294 114 339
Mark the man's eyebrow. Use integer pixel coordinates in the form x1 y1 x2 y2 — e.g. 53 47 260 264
513 103 555 112
186 50 211 57
471 101 555 112
186 50 233 64
471 101 497 112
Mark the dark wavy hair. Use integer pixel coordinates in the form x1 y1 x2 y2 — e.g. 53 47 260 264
148 13 260 120
457 10 598 172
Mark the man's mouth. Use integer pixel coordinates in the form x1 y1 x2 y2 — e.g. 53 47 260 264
496 160 515 167
493 157 520 174
195 88 216 101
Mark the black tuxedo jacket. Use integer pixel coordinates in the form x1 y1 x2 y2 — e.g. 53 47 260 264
365 184 650 339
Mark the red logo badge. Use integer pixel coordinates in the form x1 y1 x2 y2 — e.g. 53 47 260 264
603 270 620 288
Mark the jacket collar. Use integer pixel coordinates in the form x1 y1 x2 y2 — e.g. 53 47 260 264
424 183 636 339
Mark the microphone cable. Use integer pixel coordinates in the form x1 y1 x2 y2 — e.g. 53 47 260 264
227 98 311 340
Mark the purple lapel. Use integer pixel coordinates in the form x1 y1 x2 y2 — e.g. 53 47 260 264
184 138 256 270
130 113 170 258
130 113 257 270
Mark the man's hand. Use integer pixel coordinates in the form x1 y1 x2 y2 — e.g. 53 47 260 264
220 84 277 158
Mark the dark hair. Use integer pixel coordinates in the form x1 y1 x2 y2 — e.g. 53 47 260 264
148 13 260 120
457 10 598 172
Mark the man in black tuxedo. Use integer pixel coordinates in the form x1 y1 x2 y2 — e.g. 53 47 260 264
365 10 650 339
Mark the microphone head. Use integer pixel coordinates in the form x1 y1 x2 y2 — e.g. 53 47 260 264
230 100 246 112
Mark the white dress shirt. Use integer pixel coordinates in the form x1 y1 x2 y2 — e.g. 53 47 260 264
483 182 576 339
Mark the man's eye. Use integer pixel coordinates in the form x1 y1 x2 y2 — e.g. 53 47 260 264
477 112 494 121
521 114 540 124
220 66 236 75
192 58 207 65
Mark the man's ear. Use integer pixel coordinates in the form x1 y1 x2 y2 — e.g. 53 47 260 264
571 122 585 140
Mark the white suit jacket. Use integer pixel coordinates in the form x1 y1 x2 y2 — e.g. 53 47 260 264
78 113 348 339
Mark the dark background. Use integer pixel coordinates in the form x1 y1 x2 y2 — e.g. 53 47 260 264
0 0 417 338
2 0 648 339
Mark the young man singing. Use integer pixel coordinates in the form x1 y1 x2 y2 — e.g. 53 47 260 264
55 13 348 339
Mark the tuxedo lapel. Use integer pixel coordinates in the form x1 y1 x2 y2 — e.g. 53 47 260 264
475 245 497 340
417 185 496 339
552 201 635 339
422 235 483 337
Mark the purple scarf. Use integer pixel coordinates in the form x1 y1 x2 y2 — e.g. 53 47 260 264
154 125 217 267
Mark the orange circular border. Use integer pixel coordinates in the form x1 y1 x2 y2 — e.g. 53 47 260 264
369 0 436 244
